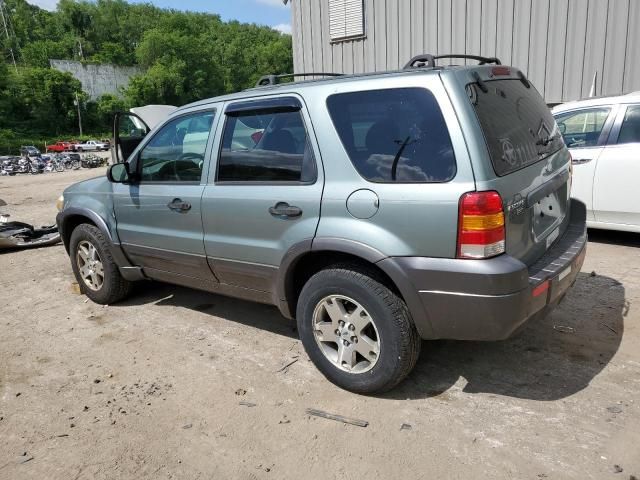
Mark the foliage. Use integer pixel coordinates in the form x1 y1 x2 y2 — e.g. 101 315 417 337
0 0 292 151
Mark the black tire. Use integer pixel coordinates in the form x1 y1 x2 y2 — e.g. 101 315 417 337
69 223 132 304
296 266 421 394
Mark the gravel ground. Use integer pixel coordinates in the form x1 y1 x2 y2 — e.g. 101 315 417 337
1 167 639 480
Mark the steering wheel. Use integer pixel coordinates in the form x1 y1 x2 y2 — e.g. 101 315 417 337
173 152 205 181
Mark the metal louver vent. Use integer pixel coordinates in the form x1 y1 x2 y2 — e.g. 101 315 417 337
329 0 364 41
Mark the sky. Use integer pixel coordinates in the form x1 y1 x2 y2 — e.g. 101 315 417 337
26 0 292 34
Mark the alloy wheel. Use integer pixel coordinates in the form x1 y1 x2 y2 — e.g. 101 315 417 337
76 240 104 291
311 295 381 373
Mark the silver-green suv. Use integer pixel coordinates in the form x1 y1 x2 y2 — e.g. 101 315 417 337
57 55 587 393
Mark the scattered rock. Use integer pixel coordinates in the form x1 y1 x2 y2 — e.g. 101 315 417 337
400 423 412 431
278 415 290 424
15 392 21 397
83 406 89 412
613 464 623 473
182 423 193 429
235 388 247 396
607 406 623 414
70 282 81 294
590 271 597 277
70 423 75 428
93 379 101 384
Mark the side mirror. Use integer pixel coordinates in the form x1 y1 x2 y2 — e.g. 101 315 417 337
107 162 130 183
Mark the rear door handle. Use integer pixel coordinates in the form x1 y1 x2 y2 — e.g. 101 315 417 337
571 157 593 164
269 202 302 218
167 198 191 212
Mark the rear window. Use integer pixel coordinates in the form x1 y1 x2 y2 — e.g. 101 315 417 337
326 88 456 183
468 79 564 176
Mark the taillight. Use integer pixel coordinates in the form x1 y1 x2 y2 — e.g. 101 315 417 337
457 191 506 259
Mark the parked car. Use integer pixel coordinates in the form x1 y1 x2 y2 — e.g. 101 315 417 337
46 141 73 153
57 54 587 393
74 140 109 152
20 145 41 158
552 92 640 233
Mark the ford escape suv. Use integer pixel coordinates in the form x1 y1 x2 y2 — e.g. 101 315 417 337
57 54 587 394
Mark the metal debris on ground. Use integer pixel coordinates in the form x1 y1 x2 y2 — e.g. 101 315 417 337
553 325 575 334
239 401 257 407
305 408 369 427
400 423 412 431
599 322 618 335
276 357 299 373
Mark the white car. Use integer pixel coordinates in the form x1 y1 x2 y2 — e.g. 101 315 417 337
552 92 640 233
75 140 108 152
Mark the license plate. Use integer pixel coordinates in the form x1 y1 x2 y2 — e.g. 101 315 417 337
546 227 560 248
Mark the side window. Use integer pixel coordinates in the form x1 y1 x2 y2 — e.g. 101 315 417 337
617 105 640 145
139 110 215 182
217 105 316 183
326 88 456 183
555 108 610 148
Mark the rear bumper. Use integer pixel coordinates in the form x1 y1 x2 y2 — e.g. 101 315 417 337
378 199 587 340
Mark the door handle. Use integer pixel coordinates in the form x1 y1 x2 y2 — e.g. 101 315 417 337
269 202 302 218
167 198 191 212
571 157 592 164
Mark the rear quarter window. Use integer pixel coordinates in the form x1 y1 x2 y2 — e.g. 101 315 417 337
326 88 456 183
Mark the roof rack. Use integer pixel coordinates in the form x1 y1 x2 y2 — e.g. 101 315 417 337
255 72 343 87
403 54 502 69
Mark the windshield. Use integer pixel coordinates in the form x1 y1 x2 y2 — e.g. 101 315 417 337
467 78 564 176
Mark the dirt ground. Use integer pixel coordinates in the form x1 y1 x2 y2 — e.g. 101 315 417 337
1 167 639 480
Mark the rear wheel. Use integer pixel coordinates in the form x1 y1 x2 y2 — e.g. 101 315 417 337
297 266 421 394
69 224 132 304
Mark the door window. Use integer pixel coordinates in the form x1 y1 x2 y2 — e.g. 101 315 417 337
554 108 611 148
217 105 316 183
139 111 215 182
616 105 640 144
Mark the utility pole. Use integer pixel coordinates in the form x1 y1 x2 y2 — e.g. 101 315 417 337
74 93 83 137
0 0 17 71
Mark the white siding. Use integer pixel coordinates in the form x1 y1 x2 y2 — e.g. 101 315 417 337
291 0 640 103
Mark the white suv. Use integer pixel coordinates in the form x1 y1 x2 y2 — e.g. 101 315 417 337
553 92 640 233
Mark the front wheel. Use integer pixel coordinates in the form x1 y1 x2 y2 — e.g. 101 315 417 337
69 224 132 304
297 266 421 394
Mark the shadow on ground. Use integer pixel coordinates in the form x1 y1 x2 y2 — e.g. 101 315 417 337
116 281 298 339
388 272 627 401
113 271 626 402
587 228 640 248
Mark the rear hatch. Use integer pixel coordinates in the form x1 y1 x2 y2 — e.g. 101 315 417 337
459 67 571 266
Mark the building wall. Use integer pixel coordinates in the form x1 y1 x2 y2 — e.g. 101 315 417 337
291 0 640 104
50 60 142 100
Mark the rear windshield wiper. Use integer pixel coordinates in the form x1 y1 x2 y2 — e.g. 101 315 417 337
472 72 488 93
